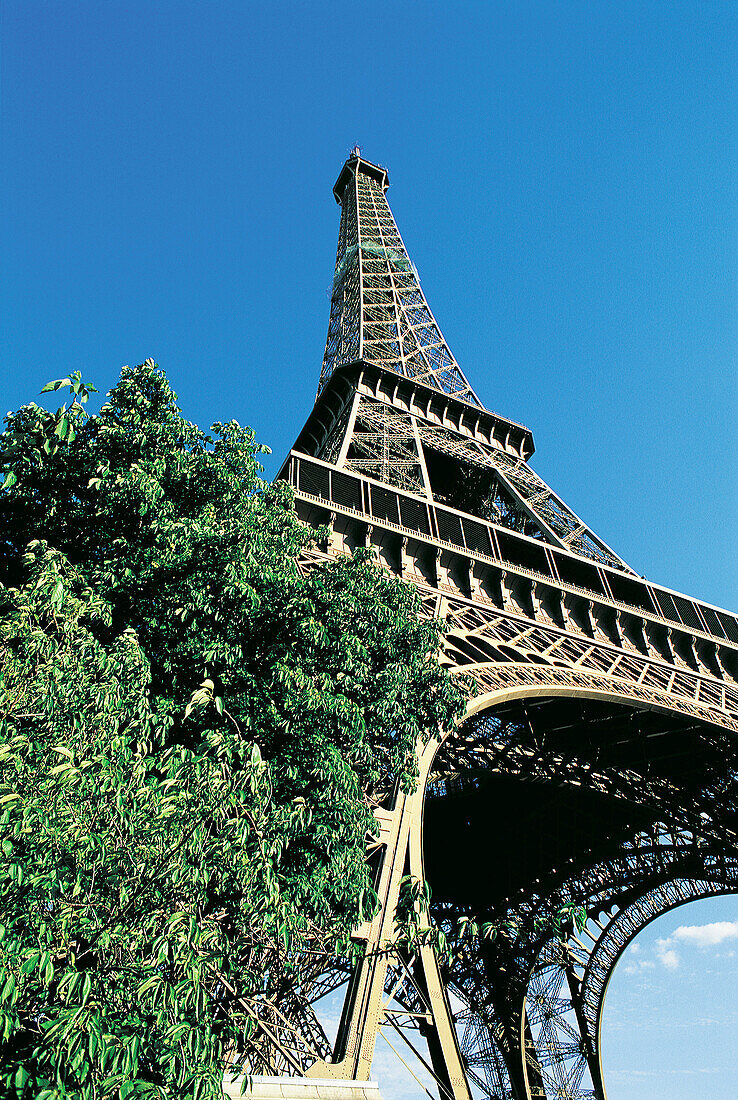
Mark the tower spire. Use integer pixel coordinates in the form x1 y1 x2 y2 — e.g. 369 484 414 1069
320 151 482 407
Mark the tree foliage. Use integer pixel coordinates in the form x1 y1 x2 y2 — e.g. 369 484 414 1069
0 362 466 1099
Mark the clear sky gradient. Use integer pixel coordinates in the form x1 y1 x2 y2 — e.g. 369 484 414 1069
2 3 737 1096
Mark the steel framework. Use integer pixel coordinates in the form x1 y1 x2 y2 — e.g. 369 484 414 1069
250 149 738 1098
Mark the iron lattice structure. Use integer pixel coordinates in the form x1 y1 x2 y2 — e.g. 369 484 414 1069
248 150 738 1099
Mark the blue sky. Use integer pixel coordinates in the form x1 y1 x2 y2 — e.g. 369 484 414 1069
602 896 738 1100
2 2 737 1095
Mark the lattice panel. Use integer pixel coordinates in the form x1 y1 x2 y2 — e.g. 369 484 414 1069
415 420 629 571
345 396 425 494
428 738 738 1100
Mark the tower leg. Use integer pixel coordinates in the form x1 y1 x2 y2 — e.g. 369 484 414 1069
564 960 606 1099
414 944 473 1100
322 792 414 1080
309 779 472 1100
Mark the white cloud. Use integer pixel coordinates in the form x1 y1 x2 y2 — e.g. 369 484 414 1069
671 921 738 947
621 940 657 973
622 954 655 975
649 920 738 970
655 939 680 969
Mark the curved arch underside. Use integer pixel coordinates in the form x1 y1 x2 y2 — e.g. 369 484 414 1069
418 679 738 1099
445 848 738 1099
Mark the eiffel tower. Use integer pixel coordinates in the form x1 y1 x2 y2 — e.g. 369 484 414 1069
249 150 738 1100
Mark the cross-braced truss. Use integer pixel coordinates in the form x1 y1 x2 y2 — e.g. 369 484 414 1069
320 152 481 407
249 152 738 1098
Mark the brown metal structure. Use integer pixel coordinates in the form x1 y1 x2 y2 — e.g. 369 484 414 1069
254 150 738 1098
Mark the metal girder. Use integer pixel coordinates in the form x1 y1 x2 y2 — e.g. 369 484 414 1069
411 419 630 571
500 850 738 1098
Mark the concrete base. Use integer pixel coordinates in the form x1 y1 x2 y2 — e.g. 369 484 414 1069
223 1076 382 1100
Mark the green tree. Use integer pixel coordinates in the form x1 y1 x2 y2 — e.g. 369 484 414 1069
0 362 465 1099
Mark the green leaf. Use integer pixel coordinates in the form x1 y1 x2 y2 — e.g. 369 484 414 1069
41 378 72 392
20 951 40 974
50 577 64 608
0 973 16 1004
